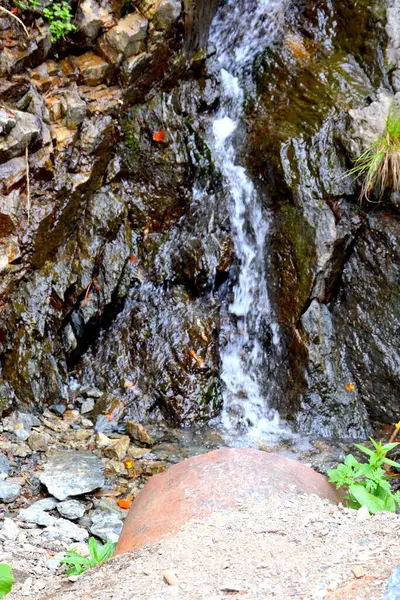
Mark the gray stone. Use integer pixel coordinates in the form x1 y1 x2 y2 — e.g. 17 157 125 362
386 1 400 67
62 93 87 129
344 91 400 159
19 498 58 526
0 454 10 478
153 0 181 30
76 0 110 40
57 499 86 520
0 109 41 161
80 398 95 414
39 451 105 500
27 432 48 452
54 518 88 541
0 518 19 541
90 509 123 543
0 481 20 503
83 388 103 398
392 69 400 93
106 13 148 58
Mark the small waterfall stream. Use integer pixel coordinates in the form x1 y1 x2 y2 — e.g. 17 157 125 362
208 0 287 438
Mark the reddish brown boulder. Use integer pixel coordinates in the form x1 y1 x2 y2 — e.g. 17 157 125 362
116 448 341 555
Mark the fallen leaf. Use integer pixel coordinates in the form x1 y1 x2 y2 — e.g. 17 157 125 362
345 383 355 391
11 7 18 13
117 498 132 510
130 254 136 263
124 459 135 470
105 413 113 421
153 130 165 142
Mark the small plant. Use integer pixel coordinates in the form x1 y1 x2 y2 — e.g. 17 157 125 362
328 438 400 514
14 0 76 41
346 104 400 201
0 564 14 598
61 537 116 576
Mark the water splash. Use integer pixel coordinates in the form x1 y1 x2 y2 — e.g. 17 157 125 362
209 0 288 438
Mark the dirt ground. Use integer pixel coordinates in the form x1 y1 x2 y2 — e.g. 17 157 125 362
7 492 399 600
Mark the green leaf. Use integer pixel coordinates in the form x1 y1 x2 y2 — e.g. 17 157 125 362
97 542 116 563
382 457 400 468
88 537 100 563
381 442 400 453
0 564 13 599
354 443 374 457
349 484 386 513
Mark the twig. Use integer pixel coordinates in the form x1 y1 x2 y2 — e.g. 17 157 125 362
25 142 30 223
0 5 29 38
389 421 400 443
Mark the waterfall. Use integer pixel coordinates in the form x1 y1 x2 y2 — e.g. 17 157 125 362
209 0 288 438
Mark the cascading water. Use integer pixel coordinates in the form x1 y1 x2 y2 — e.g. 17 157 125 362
209 0 288 438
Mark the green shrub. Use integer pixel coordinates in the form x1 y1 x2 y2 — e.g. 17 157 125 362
14 0 76 41
0 564 14 598
328 438 400 513
61 537 116 576
346 104 400 201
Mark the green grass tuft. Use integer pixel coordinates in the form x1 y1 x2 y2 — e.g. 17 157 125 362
346 104 400 201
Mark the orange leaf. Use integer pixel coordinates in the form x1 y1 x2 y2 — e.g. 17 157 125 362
117 498 132 510
11 7 18 13
124 459 135 470
153 130 165 142
345 383 355 392
105 413 113 421
130 254 136 263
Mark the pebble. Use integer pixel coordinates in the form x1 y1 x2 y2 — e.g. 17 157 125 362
163 569 179 586
220 583 242 592
27 432 48 452
352 565 365 578
57 499 86 520
126 421 154 446
49 405 66 417
0 481 21 503
19 506 57 527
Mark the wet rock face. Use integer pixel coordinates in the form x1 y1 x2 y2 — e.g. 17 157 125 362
246 0 400 436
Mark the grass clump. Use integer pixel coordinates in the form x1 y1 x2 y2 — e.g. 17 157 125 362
14 0 76 41
328 437 400 514
346 104 400 201
61 537 116 576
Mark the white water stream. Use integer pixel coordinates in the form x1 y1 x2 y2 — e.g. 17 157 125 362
209 0 288 438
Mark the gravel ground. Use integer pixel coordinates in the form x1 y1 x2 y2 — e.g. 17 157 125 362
7 493 400 600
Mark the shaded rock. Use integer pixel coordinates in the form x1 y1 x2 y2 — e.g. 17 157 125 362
0 109 41 162
3 411 40 441
72 52 109 86
49 404 66 417
83 388 103 398
126 421 154 446
39 451 105 500
116 448 340 554
31 497 59 511
57 499 86 520
106 13 148 58
0 481 20 503
153 0 181 30
62 92 87 129
90 509 123 543
0 157 26 195
76 0 110 40
0 109 16 136
121 52 148 84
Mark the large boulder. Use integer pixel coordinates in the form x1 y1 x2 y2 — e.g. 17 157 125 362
115 448 341 554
